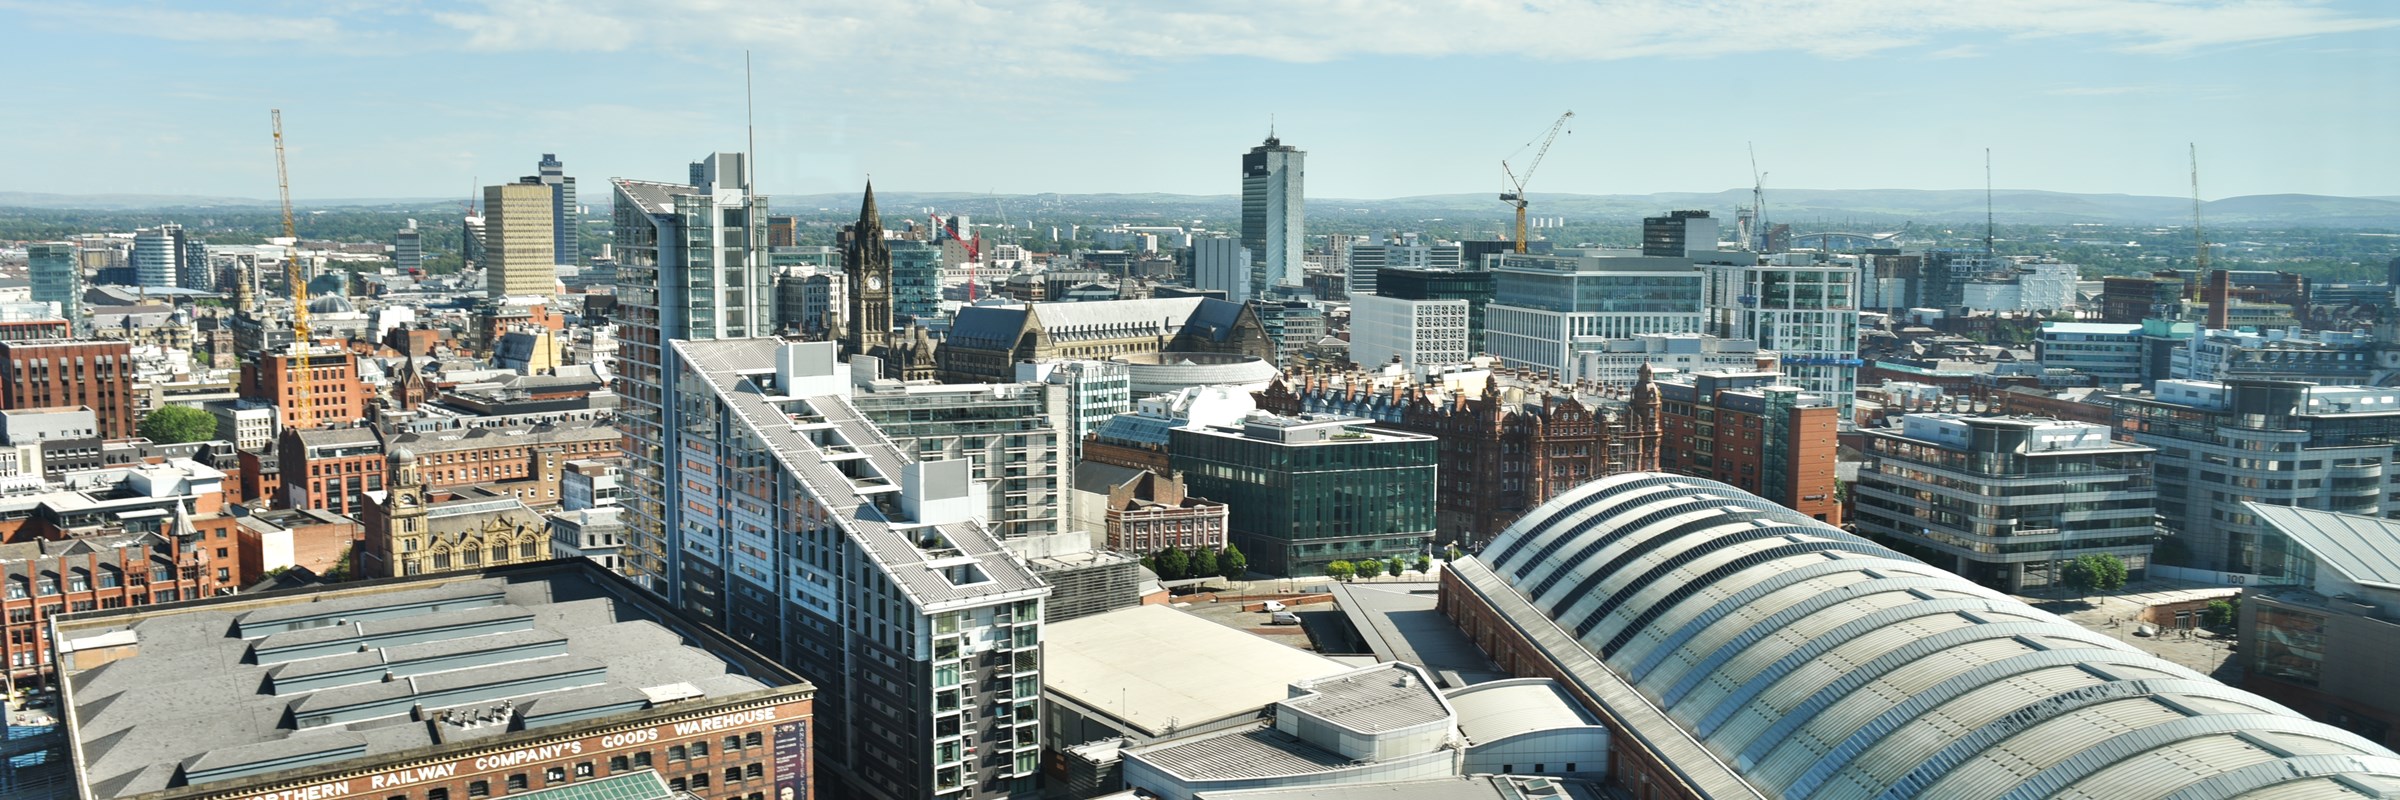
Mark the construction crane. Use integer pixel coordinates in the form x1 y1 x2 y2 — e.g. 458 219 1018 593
1500 110 1574 254
272 109 315 430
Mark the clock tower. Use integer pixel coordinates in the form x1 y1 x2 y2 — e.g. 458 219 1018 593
842 181 893 360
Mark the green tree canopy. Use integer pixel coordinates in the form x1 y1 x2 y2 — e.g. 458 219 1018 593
138 405 218 444
2205 599 2239 628
1156 547 1190 581
1356 558 1385 580
1220 543 1248 580
2060 554 2130 594
1386 557 1407 579
1413 556 1432 575
1191 547 1219 579
1325 560 1355 581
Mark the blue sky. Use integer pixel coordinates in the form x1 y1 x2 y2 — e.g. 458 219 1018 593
2 0 2394 202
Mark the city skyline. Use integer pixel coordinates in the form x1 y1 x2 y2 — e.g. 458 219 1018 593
1 1 2394 201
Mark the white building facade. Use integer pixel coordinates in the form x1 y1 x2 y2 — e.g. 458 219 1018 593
1702 255 1861 418
1485 253 1706 379
1191 235 1253 304
1349 294 1470 374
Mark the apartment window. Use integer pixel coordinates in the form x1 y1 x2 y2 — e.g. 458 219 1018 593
669 745 687 762
743 732 761 748
723 736 741 752
723 767 740 784
36 574 56 595
544 767 565 784
691 774 711 789
634 752 653 768
466 781 490 798
744 763 762 780
575 762 594 778
507 774 528 791
427 790 448 800
67 570 88 592
691 741 708 757
609 756 629 773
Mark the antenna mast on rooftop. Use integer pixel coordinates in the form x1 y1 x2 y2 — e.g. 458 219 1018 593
2190 143 2209 274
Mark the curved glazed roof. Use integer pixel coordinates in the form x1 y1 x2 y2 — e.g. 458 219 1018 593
1477 472 2400 800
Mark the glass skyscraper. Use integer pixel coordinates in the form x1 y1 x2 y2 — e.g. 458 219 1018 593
1240 135 1305 296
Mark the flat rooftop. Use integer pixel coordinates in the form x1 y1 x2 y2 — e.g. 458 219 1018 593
1043 604 1349 738
56 562 802 800
1329 580 1508 688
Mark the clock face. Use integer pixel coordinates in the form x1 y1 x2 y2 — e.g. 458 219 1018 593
866 276 883 291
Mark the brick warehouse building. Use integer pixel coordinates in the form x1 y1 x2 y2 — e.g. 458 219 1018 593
1253 365 1659 547
384 420 621 506
54 560 815 800
240 347 373 431
2 527 218 689
0 339 136 440
1652 370 1842 525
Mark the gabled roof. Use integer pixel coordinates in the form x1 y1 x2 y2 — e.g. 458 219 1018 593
2247 503 2400 589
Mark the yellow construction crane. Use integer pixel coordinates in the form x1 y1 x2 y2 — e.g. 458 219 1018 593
272 109 315 429
1500 110 1574 254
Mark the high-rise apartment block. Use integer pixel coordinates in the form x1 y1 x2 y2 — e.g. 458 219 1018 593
1345 239 1461 298
849 379 1071 540
1702 254 1861 418
536 152 578 264
1191 235 1253 304
28 242 82 334
611 152 772 594
1485 253 1705 379
2116 379 2400 577
1240 135 1305 295
484 179 558 298
1856 414 2156 592
646 338 1049 799
131 223 202 289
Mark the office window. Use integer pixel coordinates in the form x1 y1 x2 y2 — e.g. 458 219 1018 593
467 781 489 798
507 774 528 791
544 767 564 784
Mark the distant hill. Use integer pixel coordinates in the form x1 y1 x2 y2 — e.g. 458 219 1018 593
10 188 2395 228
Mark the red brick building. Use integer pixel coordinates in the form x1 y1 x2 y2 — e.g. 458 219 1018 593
0 339 136 440
1254 367 1659 547
2 529 218 688
1653 370 1842 525
1088 467 1228 554
384 421 621 507
233 507 362 583
240 347 372 431
0 320 72 342
275 426 384 515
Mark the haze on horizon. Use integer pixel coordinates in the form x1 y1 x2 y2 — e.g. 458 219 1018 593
2 0 2394 203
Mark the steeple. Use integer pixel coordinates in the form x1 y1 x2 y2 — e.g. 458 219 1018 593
857 179 881 231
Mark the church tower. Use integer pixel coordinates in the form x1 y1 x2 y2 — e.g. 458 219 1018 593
1628 363 1663 472
841 181 894 362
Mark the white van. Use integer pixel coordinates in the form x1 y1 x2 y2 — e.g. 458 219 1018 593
1269 611 1302 626
1261 600 1288 613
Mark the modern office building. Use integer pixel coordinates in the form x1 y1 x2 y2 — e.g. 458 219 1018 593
1640 210 1717 258
1016 359 1131 466
1576 333 1774 388
1346 239 1462 298
2241 504 2400 751
1191 235 1253 305
27 242 82 334
536 152 578 264
1170 414 1436 576
849 377 1071 540
1654 370 1841 525
2037 321 2145 387
2101 272 2192 323
1377 266 1495 354
484 179 558 298
1441 472 2400 800
130 223 189 289
392 219 423 274
1349 294 1469 373
2115 379 2400 576
1702 254 1861 418
892 239 945 325
50 560 816 800
611 152 772 593
648 338 1049 799
460 212 487 268
1485 253 1705 379
1853 413 2157 591
2171 326 2377 385
1240 135 1305 294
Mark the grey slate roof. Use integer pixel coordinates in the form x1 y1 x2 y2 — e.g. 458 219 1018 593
946 297 1248 350
61 572 776 799
2248 503 2400 588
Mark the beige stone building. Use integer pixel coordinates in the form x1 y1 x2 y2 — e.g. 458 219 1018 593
360 448 554 578
483 179 557 299
938 296 1274 383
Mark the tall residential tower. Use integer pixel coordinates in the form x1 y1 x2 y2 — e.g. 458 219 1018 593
483 179 557 298
1240 135 1305 297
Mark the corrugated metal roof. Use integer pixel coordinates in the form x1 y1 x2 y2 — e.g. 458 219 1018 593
2247 503 2400 588
1459 472 2400 800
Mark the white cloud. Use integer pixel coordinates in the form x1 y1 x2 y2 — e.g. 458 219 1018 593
11 0 2393 79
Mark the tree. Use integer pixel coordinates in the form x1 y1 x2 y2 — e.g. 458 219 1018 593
1443 544 1462 563
138 405 218 444
1356 558 1385 580
1386 557 1407 579
2205 598 2239 628
1156 547 1190 581
1191 547 1219 579
1325 560 1355 582
1413 556 1431 575
2060 554 2130 594
1219 543 1248 580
